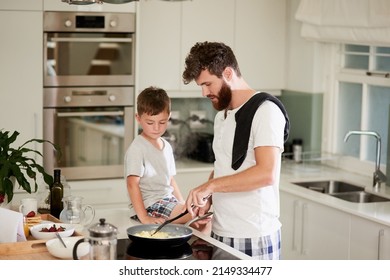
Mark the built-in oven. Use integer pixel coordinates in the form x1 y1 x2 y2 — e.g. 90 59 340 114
43 11 135 87
43 87 134 180
43 11 136 180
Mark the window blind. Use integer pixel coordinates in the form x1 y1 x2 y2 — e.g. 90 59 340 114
295 0 390 46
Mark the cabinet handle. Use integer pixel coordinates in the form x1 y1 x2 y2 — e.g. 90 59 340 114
301 203 308 255
292 200 300 251
50 37 133 43
378 229 385 260
57 111 124 118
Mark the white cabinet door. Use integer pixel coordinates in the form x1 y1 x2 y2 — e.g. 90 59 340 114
235 0 286 91
137 0 182 91
350 216 390 260
280 191 350 259
0 10 43 145
0 0 42 10
180 0 235 92
138 0 235 92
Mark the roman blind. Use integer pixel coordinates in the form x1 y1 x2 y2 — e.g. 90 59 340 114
295 0 390 46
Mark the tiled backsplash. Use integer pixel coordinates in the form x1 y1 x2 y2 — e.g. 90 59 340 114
167 91 324 162
279 90 323 154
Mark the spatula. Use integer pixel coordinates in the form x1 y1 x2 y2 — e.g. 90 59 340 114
151 209 189 236
151 194 211 236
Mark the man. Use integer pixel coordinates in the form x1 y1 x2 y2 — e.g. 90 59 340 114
182 42 289 260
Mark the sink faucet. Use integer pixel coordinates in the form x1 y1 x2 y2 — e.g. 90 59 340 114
344 130 387 189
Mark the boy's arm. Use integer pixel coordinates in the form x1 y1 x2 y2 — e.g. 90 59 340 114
170 176 184 203
127 175 165 224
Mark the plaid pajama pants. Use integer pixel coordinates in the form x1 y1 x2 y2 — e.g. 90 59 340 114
211 229 281 260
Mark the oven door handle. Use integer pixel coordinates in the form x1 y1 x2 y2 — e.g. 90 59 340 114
50 37 133 43
57 111 124 118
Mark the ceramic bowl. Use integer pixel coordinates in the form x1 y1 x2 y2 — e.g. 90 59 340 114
46 236 90 260
30 223 75 240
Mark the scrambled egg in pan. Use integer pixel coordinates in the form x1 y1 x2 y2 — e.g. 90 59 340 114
134 230 176 238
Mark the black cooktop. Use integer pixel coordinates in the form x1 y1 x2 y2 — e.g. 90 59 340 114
116 235 241 260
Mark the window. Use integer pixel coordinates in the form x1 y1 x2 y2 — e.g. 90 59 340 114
332 44 390 167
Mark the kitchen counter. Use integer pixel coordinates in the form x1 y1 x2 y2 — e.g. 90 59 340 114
280 161 390 226
0 208 251 260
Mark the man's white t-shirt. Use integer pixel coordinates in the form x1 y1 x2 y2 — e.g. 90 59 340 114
212 98 285 238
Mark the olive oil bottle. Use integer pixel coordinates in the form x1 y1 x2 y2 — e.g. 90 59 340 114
50 169 64 218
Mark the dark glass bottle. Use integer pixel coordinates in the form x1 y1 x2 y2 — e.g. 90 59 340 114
50 169 64 218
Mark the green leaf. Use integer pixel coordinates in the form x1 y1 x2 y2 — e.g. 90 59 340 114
0 129 60 203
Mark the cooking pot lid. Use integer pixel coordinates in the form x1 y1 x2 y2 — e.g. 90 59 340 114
89 218 118 237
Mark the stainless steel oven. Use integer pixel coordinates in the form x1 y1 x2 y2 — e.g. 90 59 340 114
43 87 134 180
43 11 135 87
43 11 136 180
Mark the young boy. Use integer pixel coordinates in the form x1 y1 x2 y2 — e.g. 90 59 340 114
125 86 200 226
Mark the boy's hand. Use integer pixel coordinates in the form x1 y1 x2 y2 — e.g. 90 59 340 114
140 215 166 224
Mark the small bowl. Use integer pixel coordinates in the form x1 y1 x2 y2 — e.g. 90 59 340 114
30 223 75 240
46 236 90 259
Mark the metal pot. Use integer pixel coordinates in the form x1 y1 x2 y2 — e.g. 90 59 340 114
126 212 212 247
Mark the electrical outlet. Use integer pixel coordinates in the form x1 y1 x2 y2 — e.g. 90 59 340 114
169 111 180 129
189 110 207 129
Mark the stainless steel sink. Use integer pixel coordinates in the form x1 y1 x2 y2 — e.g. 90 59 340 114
292 180 390 203
330 191 390 203
292 180 364 194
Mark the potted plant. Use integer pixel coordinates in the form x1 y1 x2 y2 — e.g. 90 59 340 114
0 130 59 205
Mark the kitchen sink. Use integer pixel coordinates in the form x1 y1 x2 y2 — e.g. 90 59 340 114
292 180 364 194
330 191 390 203
292 180 390 203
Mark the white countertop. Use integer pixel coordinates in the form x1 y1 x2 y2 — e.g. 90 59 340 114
280 161 390 227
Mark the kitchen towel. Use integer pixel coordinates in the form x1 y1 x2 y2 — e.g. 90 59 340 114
0 208 27 243
232 92 290 170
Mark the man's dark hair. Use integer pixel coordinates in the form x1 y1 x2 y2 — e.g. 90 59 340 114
182 41 241 84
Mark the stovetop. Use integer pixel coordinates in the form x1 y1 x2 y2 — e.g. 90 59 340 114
116 235 241 260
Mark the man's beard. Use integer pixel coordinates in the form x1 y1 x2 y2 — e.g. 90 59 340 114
212 81 232 111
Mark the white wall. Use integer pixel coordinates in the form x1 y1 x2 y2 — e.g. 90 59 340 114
285 0 326 94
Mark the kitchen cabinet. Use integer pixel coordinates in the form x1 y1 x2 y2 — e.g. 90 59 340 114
235 0 286 92
0 10 43 145
280 191 350 259
137 0 285 95
0 0 42 10
137 0 235 93
43 0 136 13
137 0 182 92
350 215 390 260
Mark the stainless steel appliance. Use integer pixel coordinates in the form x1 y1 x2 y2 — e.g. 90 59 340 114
43 11 136 180
43 11 135 87
43 87 134 180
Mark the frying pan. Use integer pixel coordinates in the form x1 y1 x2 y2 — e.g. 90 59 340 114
126 212 213 247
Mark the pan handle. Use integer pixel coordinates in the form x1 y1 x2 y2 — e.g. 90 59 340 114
185 212 213 227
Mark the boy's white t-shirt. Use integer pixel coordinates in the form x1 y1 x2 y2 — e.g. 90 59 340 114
124 135 176 216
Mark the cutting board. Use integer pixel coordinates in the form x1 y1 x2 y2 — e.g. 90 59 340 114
0 214 82 258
